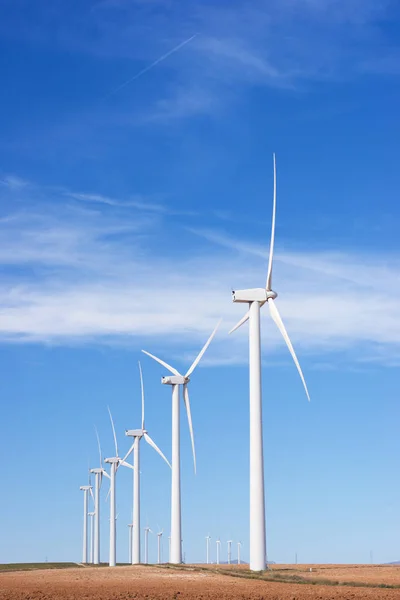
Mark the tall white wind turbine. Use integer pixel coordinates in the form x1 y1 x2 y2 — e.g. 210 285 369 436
89 512 95 564
122 362 171 565
142 320 221 564
237 541 242 565
128 524 133 564
79 484 92 563
105 407 132 568
227 540 232 565
216 538 221 565
90 428 111 565
157 529 163 564
144 526 153 564
230 154 310 571
205 535 211 564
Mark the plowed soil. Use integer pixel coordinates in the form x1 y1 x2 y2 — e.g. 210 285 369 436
1 564 400 600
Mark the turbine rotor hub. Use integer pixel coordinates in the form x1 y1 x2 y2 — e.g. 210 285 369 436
266 289 277 300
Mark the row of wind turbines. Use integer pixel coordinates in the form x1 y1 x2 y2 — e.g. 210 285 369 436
206 537 242 566
80 154 310 571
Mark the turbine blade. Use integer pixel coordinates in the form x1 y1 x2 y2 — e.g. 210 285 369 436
138 361 145 430
141 350 180 376
266 153 277 291
143 433 171 469
94 426 103 468
120 460 134 470
183 384 196 474
105 485 111 502
185 319 221 377
228 311 250 335
267 298 310 401
121 441 135 465
107 406 119 457
102 469 111 480
89 487 95 503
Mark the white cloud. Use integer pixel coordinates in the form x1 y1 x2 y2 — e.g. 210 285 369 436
1 179 400 369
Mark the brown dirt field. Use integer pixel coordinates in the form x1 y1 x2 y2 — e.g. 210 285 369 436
1 565 400 600
268 564 400 585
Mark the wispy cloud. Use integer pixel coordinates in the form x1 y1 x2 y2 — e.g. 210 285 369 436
66 191 197 216
1 0 397 122
2 177 400 369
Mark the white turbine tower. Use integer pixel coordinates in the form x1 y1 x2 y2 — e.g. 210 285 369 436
105 407 132 568
216 538 221 565
128 524 133 564
142 321 221 564
88 512 95 563
237 541 242 565
79 485 92 563
144 526 153 564
157 529 163 564
123 362 171 565
230 154 310 571
90 428 111 565
227 540 232 565
205 535 211 564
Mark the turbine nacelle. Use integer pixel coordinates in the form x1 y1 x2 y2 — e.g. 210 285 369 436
80 485 92 491
125 428 145 438
232 288 277 303
105 457 120 464
90 468 103 474
161 375 188 385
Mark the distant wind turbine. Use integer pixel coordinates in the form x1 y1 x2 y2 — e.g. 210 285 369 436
205 535 211 564
237 541 242 565
105 407 133 567
122 362 171 565
229 154 310 571
90 428 111 564
128 524 134 564
157 529 163 564
144 526 153 564
216 538 221 565
142 320 221 564
88 512 95 564
227 540 232 565
79 484 92 563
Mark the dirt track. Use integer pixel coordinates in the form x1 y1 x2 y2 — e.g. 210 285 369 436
1 565 400 600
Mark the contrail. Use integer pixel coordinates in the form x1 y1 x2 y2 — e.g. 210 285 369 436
105 33 198 99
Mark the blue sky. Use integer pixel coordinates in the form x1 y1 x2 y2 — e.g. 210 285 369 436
1 0 400 565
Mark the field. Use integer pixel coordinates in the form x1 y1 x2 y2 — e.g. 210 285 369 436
1 563 400 599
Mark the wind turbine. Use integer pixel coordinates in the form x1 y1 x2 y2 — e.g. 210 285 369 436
205 535 211 564
142 320 221 564
123 362 171 565
157 529 163 564
144 526 153 564
128 524 133 564
237 541 242 565
227 540 232 565
79 484 92 563
90 428 111 565
216 538 221 565
105 407 133 567
89 512 95 564
229 154 310 571
104 407 132 567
